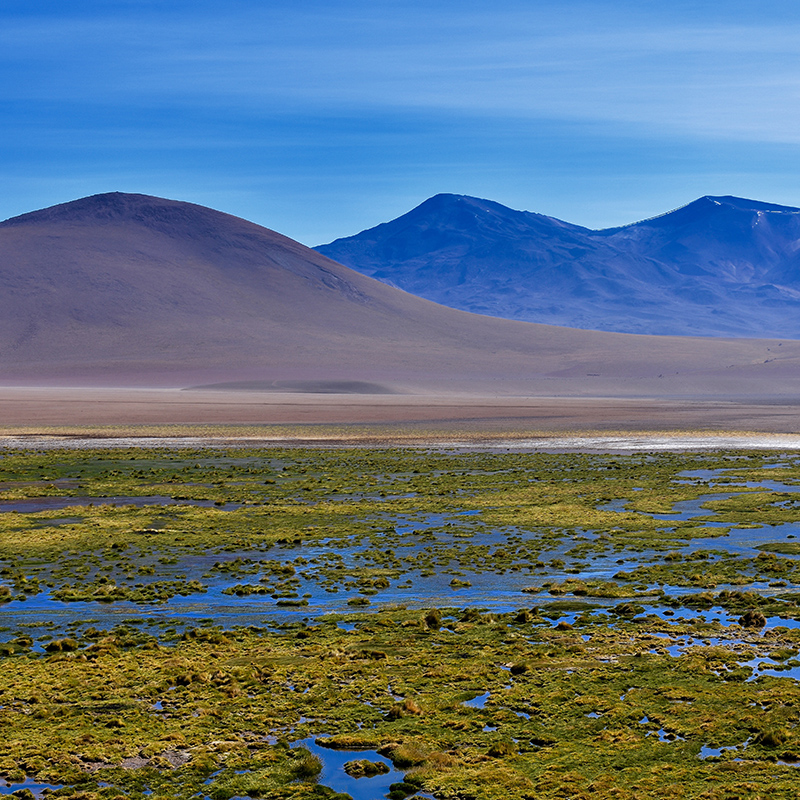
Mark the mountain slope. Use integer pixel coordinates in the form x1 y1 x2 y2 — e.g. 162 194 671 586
2 191 800 396
316 194 800 337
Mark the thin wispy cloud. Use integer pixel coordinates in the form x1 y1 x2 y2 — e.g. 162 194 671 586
2 0 800 240
4 5 800 137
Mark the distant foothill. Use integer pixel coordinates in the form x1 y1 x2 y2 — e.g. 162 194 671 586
2 191 800 398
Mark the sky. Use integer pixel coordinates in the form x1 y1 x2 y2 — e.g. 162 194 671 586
3 0 800 244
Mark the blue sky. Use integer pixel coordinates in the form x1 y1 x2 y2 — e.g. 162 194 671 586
3 0 800 244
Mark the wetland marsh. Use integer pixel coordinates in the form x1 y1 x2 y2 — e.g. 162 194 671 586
3 446 800 799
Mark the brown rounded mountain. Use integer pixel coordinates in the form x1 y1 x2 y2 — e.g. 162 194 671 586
1 191 799 396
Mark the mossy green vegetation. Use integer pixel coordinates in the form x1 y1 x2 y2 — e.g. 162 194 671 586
2 610 800 799
2 446 800 798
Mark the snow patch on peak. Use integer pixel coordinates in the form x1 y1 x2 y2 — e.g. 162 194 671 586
702 195 800 213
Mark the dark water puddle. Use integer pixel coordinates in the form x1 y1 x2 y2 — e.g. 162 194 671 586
596 472 800 560
0 496 242 513
641 603 800 633
651 493 741 522
596 499 630 513
630 470 800 527
0 478 78 490
32 516 83 527
390 510 487 541
638 716 683 742
738 656 800 682
5 547 800 647
462 691 532 721
678 468 800 490
1 573 792 647
699 740 748 760
463 691 490 709
701 740 800 766
322 492 418 504
680 521 800 555
4 481 800 648
638 603 800 629
0 778 64 796
291 737 434 799
648 630 728 657
0 569 599 646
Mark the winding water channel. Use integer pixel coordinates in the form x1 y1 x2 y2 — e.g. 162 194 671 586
2 465 800 644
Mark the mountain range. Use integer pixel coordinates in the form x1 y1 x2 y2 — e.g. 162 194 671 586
2 191 800 397
316 193 800 338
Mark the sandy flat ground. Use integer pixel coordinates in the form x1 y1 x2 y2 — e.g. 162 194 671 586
0 387 799 450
